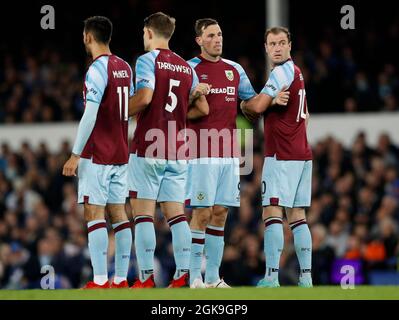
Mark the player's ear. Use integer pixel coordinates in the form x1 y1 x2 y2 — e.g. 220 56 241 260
264 43 268 53
85 32 93 45
195 36 202 46
147 28 154 40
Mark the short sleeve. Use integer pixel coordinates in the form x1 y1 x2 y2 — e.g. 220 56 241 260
190 68 200 94
235 64 257 101
85 59 108 104
261 61 295 98
127 64 135 97
135 53 156 91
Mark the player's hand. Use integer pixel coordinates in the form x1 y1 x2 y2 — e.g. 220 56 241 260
192 83 211 98
273 86 290 106
62 154 80 177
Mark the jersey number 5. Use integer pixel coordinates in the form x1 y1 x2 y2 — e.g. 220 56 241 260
296 89 307 122
165 79 181 112
117 86 129 121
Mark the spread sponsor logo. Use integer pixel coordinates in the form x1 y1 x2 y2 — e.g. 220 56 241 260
209 87 236 95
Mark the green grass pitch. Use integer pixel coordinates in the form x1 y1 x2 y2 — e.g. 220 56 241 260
0 286 398 300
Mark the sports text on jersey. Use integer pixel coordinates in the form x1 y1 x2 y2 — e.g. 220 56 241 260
156 62 192 74
112 70 130 78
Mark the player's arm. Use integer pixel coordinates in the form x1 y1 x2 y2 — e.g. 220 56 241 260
232 63 262 121
128 88 153 116
241 63 293 120
305 110 310 128
241 88 289 115
63 61 107 177
187 95 209 119
63 101 100 176
187 70 210 119
128 54 155 116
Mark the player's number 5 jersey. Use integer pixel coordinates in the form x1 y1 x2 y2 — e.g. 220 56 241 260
130 49 199 160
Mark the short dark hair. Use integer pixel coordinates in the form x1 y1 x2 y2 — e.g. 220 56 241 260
195 18 219 36
84 16 113 44
264 26 291 43
144 12 175 39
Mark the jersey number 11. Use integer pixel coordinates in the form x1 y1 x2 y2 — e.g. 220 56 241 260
117 86 129 121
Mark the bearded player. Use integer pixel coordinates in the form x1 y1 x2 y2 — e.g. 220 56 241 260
186 18 257 289
63 16 134 289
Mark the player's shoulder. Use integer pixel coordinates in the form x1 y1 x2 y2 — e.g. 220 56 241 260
88 55 109 72
187 56 202 69
167 50 191 68
86 55 109 81
270 59 295 84
221 58 245 74
272 59 295 75
137 50 161 64
109 55 133 72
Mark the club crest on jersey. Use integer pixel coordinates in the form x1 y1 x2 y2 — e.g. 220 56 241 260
200 74 208 80
197 192 205 201
225 70 234 81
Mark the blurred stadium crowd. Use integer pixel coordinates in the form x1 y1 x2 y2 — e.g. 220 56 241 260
1 1 399 123
0 129 398 288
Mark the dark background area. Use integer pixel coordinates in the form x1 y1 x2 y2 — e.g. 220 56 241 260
0 1 398 289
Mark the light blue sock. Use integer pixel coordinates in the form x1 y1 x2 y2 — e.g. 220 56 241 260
290 219 312 276
168 215 191 280
204 225 224 284
190 230 205 284
112 221 132 280
134 216 156 282
264 217 284 281
87 219 108 278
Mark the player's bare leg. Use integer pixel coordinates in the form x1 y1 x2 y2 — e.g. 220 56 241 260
107 204 132 288
204 205 230 288
286 207 313 287
189 207 212 288
83 203 110 288
257 205 284 288
161 201 191 288
130 198 157 288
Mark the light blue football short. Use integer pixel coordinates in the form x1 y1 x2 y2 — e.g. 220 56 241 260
78 158 128 206
261 155 312 208
127 153 187 203
185 157 240 208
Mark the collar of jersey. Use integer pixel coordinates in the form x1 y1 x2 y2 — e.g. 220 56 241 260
91 53 112 64
198 55 222 64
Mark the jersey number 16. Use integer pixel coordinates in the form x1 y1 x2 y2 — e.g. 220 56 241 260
296 89 307 122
